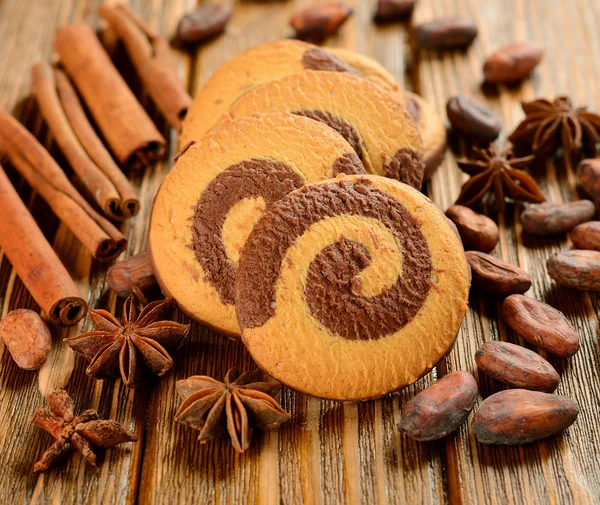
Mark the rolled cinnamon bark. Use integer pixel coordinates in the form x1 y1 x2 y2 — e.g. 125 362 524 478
0 109 126 262
99 4 192 131
32 62 139 221
0 164 87 325
54 24 166 170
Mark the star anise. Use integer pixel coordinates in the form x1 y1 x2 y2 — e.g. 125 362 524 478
30 390 137 472
175 368 291 453
456 145 545 212
65 288 190 388
509 96 600 157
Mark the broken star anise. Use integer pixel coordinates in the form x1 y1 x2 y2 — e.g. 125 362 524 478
509 96 600 157
456 145 545 212
64 288 190 388
30 390 137 472
175 368 291 453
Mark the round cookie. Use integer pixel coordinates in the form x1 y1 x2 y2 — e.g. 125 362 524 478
216 71 426 189
148 113 365 337
404 92 447 181
235 174 470 400
327 47 402 99
328 49 447 181
181 40 406 146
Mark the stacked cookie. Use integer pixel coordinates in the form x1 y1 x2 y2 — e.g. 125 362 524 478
149 42 469 401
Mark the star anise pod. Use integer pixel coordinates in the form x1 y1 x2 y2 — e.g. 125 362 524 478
30 390 137 472
175 368 291 453
509 96 600 157
456 145 545 212
65 288 190 388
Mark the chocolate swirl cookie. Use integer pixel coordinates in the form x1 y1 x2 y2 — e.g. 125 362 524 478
216 71 425 188
235 175 470 400
327 49 447 180
148 113 364 337
180 40 406 146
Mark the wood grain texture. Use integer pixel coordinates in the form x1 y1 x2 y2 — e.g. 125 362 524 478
0 0 599 504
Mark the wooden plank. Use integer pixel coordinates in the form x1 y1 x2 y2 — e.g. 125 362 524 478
138 1 446 505
413 0 600 503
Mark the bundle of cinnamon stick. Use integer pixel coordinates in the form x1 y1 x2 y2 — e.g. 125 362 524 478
0 4 190 327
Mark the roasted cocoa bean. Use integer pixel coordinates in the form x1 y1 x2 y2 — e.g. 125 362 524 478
473 389 578 445
466 251 531 295
0 309 52 370
502 295 579 358
107 251 157 298
570 221 600 251
483 42 543 83
577 158 600 200
445 205 499 252
475 341 559 392
413 18 478 50
547 250 600 290
446 96 500 143
176 3 232 45
374 0 415 22
398 371 477 441
521 200 595 235
290 3 353 43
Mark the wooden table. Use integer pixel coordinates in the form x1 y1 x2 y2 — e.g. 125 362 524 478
1 0 599 503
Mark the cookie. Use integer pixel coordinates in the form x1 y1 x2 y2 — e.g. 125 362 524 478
328 49 446 181
404 92 447 181
327 47 402 98
148 113 364 337
235 174 470 400
216 71 426 188
180 40 407 146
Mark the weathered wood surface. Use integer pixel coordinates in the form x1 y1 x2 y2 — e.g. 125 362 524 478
0 0 599 504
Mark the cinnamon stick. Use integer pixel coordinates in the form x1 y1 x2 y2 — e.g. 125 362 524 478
55 68 140 219
0 108 126 262
54 24 166 170
32 62 139 221
99 4 192 131
0 164 87 325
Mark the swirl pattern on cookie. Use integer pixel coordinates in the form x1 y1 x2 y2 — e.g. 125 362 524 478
180 40 405 146
149 113 364 337
327 49 447 181
217 71 425 189
236 175 470 400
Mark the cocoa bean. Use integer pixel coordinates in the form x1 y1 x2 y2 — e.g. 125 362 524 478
502 294 579 358
374 0 415 22
466 251 531 295
176 3 232 45
577 158 600 200
413 18 478 50
398 371 477 441
475 341 559 392
445 205 499 252
483 42 543 83
0 309 52 370
290 3 353 43
521 200 595 235
446 97 501 143
570 221 600 251
107 251 157 298
547 250 600 290
473 389 578 445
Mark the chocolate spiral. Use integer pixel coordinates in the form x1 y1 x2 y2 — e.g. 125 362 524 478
236 178 432 340
191 156 364 305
